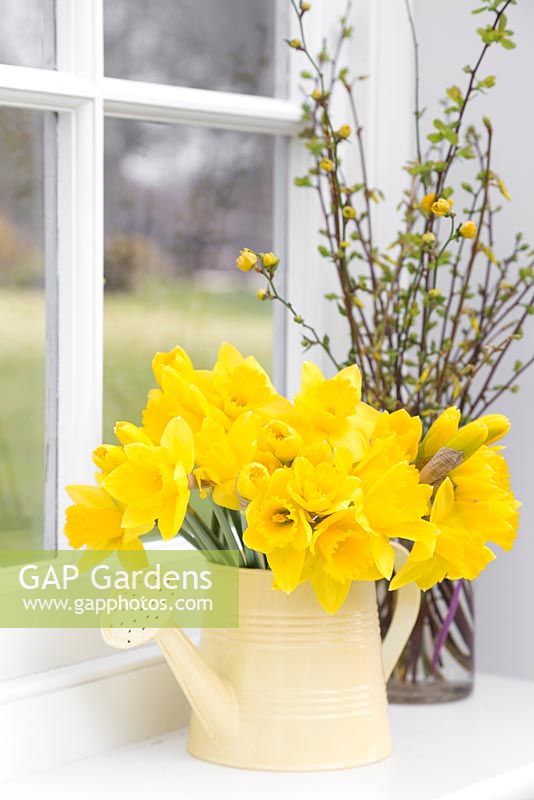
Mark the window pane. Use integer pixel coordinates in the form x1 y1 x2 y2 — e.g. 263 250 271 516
104 120 274 442
0 109 54 549
0 0 55 69
104 0 287 97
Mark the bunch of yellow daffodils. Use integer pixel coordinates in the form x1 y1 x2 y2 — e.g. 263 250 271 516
66 342 519 614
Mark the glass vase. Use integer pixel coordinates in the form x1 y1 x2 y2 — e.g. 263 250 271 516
378 579 474 703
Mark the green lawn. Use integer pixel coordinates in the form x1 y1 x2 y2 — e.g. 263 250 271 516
1 281 272 549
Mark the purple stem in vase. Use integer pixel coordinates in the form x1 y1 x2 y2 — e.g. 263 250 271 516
431 579 463 675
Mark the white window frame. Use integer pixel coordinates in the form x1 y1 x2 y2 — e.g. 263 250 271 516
0 0 414 778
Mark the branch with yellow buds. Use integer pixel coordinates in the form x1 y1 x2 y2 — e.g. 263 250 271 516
238 0 533 421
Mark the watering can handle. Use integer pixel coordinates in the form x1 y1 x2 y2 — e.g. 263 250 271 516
381 542 421 682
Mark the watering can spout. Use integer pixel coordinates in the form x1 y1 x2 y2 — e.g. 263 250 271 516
157 628 239 745
101 624 239 746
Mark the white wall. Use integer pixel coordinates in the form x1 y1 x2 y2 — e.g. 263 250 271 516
413 0 534 679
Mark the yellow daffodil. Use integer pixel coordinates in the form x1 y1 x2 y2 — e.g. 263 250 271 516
194 412 261 509
142 364 225 443
65 485 151 550
361 458 434 578
151 345 193 387
244 468 312 592
103 417 194 539
446 420 489 460
258 419 304 464
114 421 153 446
288 453 363 516
420 408 510 463
92 444 126 476
419 406 462 461
306 510 381 613
334 437 435 578
319 158 335 173
391 446 519 590
236 461 271 502
477 413 511 444
372 409 423 462
212 342 279 422
65 336 520 612
294 361 378 457
449 445 519 551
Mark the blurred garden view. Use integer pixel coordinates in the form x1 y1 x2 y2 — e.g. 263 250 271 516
0 0 278 548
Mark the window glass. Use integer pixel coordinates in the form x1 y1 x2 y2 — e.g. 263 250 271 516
0 108 54 549
104 119 274 442
104 0 287 97
0 1 55 69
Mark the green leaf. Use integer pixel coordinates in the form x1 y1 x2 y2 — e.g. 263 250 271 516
210 503 247 566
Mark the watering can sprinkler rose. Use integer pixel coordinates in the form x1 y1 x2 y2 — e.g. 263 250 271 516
66 341 518 769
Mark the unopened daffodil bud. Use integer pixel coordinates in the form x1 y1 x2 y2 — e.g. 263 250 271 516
236 248 258 272
459 220 477 239
342 205 356 220
337 124 351 139
311 88 323 101
477 413 511 445
418 417 488 486
431 197 453 217
419 407 461 461
319 157 335 172
340 240 350 249
289 38 302 49
93 444 126 474
259 420 304 464
152 345 192 385
114 421 152 445
256 288 268 301
236 462 270 502
300 1 312 11
447 420 489 461
421 232 436 245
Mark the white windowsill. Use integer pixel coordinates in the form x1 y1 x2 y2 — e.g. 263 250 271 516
4 674 534 799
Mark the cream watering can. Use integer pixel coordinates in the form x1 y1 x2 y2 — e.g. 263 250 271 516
102 542 420 771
